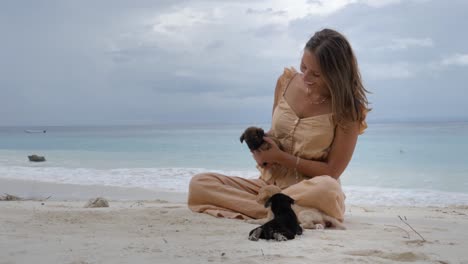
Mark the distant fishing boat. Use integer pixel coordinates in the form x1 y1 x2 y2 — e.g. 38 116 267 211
28 154 46 162
24 129 47 133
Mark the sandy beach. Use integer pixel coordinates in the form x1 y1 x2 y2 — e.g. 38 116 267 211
1 179 468 264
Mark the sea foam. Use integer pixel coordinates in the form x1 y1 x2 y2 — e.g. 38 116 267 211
1 165 467 207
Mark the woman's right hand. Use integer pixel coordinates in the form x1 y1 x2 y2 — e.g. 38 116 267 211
252 150 263 168
252 128 274 168
252 150 274 169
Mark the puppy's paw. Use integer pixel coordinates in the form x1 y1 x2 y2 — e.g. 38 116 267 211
248 227 262 241
314 223 325 230
273 233 288 242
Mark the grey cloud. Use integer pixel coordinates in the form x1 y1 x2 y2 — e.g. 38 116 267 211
246 7 287 16
307 0 323 5
205 40 225 50
288 0 468 121
1 0 467 126
254 24 285 38
374 38 434 51
441 53 468 66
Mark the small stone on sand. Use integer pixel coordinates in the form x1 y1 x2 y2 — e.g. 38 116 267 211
84 197 109 208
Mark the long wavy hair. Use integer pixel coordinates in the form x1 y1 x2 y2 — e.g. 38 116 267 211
305 28 370 128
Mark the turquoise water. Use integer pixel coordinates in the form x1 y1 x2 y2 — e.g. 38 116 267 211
0 124 253 169
348 123 468 193
1 122 467 206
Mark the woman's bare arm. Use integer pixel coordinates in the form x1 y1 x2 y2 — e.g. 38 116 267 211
260 121 360 179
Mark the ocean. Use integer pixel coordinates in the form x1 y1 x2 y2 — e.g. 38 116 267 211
1 122 467 207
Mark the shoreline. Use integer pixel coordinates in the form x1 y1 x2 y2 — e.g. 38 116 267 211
1 177 467 208
0 178 187 203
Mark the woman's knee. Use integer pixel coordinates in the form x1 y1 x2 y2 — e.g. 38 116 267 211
301 175 341 190
188 173 217 199
189 173 214 189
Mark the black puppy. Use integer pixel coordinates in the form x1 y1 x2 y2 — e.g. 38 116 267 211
248 193 303 241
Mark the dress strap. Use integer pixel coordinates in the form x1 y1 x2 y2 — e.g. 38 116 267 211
282 73 299 96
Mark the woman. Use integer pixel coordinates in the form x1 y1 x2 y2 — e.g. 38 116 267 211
187 28 370 222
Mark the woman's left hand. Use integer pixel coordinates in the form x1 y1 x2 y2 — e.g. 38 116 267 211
252 137 283 167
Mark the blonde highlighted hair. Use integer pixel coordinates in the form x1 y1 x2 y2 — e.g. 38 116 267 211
305 28 370 129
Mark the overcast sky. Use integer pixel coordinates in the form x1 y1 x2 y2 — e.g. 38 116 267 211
1 0 467 126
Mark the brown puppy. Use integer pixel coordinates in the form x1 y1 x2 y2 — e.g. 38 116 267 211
240 127 282 181
240 127 282 164
247 185 346 230
240 127 274 153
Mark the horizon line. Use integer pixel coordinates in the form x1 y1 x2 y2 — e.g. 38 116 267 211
1 118 468 128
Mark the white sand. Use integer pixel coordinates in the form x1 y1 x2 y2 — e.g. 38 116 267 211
1 179 468 264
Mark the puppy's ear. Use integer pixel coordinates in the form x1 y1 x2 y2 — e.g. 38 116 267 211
264 197 272 208
240 133 245 143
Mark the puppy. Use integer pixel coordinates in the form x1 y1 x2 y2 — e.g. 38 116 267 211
247 185 346 230
248 193 302 241
240 127 283 182
240 126 272 152
246 185 281 225
240 127 281 166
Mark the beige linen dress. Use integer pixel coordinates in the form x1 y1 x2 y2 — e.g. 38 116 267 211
188 67 366 222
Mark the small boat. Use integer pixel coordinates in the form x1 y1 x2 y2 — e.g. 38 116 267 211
28 155 46 162
24 129 47 133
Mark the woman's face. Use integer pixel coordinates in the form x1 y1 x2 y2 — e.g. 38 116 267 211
300 49 329 95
